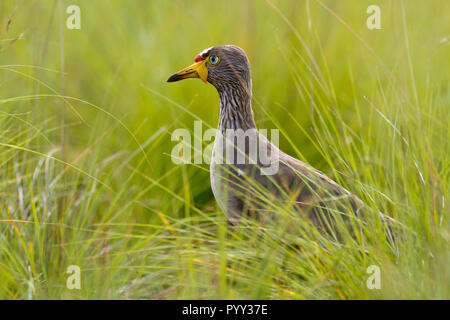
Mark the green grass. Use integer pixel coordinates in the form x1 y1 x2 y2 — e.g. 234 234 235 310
0 0 448 299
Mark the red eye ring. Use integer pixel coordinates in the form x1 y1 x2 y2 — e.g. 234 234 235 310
195 54 205 62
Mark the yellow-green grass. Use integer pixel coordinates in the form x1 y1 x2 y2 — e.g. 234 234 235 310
0 0 448 299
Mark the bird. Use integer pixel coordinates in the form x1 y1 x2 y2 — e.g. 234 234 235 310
167 45 394 238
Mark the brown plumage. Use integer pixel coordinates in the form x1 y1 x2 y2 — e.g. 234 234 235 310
168 45 394 238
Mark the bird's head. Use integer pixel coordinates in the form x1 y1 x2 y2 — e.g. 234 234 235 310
167 45 252 93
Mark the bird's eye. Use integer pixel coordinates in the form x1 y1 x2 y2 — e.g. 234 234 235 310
208 55 220 65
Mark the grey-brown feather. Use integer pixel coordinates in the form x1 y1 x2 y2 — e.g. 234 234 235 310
206 45 394 238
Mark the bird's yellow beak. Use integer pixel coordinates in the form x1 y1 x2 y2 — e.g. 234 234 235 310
167 60 208 84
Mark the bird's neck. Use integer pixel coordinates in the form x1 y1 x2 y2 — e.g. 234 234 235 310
217 83 256 133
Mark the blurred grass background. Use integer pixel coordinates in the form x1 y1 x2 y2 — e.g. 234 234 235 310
0 0 448 299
